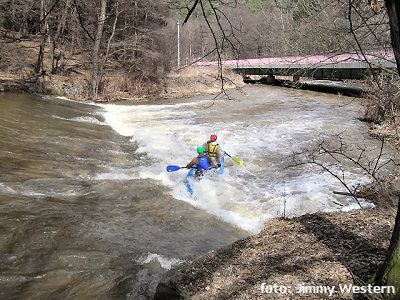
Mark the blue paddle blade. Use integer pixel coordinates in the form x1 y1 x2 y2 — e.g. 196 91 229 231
166 165 181 172
218 155 225 175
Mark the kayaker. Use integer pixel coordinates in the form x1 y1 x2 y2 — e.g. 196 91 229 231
186 146 213 179
202 134 223 168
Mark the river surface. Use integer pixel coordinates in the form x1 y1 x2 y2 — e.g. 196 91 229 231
0 86 385 299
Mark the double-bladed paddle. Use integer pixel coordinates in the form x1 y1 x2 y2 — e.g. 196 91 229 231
224 152 244 166
166 165 188 172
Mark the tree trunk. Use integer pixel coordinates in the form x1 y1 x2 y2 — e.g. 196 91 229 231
51 0 70 74
98 1 119 89
90 0 107 99
22 16 29 38
375 196 400 298
385 0 400 74
134 0 138 59
36 35 46 75
372 3 400 298
35 0 47 75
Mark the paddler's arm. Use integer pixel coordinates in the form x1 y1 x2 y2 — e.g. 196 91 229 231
202 142 208 152
186 158 198 169
216 145 223 165
207 156 218 169
217 146 223 159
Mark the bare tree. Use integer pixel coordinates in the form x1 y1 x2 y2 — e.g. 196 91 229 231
89 0 107 98
372 0 400 294
35 0 48 75
290 134 397 205
49 0 71 74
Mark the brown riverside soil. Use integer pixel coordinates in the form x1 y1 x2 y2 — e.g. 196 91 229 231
155 208 395 300
0 65 243 103
0 31 244 102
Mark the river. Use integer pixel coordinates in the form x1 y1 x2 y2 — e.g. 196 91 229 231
0 86 384 299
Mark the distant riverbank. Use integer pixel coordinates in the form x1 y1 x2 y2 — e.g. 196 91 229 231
0 65 244 102
0 31 243 102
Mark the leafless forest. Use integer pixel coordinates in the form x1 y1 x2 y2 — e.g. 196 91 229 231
0 1 393 98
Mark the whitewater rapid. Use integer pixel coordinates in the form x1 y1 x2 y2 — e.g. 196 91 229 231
99 86 376 233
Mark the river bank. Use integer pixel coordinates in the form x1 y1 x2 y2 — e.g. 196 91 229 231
0 65 244 102
0 30 244 102
155 208 395 299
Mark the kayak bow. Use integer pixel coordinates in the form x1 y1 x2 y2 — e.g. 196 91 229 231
184 154 225 196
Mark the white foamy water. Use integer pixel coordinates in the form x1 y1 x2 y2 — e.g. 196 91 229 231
0 183 17 195
52 115 106 126
137 253 185 270
0 179 86 199
100 86 377 233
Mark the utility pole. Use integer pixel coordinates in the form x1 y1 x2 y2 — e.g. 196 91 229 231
177 20 180 68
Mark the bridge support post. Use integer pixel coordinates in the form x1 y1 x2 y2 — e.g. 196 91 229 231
293 73 301 82
259 74 276 84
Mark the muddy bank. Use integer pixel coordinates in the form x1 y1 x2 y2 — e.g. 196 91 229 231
0 76 87 99
155 208 394 299
0 79 40 93
0 65 244 102
162 66 244 99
